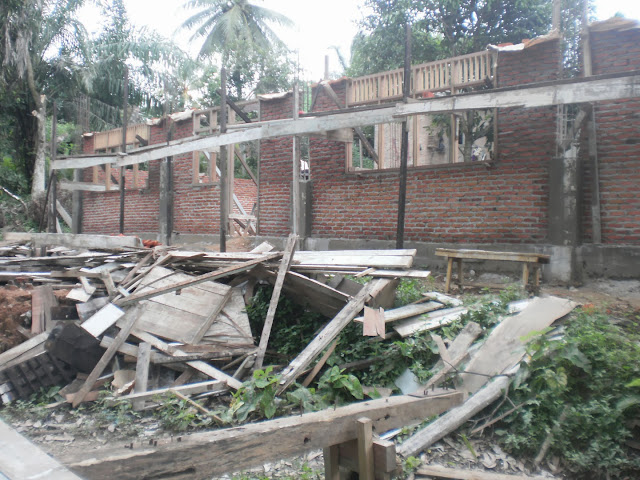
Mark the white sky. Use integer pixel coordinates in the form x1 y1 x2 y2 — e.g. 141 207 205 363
79 0 640 81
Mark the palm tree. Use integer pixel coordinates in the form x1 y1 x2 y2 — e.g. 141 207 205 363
180 0 292 98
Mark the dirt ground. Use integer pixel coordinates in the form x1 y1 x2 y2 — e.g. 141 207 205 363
0 285 33 354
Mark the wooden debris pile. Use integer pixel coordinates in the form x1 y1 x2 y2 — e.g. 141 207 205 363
0 232 430 410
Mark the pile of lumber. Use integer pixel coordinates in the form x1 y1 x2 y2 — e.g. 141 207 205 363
0 232 428 409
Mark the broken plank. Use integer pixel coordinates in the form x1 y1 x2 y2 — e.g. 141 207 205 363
416 464 553 480
278 279 391 393
115 252 282 306
76 297 110 321
62 392 462 480
131 331 242 390
0 332 48 369
393 307 468 338
422 291 463 307
354 302 443 324
457 296 577 396
255 234 297 370
132 342 151 411
71 307 139 408
362 306 385 338
420 322 482 391
81 303 125 338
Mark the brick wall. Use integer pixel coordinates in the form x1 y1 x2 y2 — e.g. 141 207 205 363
258 94 295 236
81 117 257 237
260 40 560 244
581 26 640 244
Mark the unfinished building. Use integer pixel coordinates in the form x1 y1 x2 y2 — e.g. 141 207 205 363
54 17 640 283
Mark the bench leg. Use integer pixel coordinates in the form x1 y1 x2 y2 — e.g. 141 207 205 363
533 264 541 294
445 258 453 293
456 258 463 293
324 445 340 480
522 263 530 291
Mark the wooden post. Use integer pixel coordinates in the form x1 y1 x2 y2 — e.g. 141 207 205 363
396 22 411 249
552 0 562 32
119 66 128 234
292 81 301 236
219 67 228 252
158 126 174 245
323 445 340 480
357 418 375 480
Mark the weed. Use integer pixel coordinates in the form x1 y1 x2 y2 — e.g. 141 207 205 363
494 306 640 478
153 393 211 432
225 367 281 423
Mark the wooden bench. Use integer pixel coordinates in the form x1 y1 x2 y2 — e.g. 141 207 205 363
435 248 551 293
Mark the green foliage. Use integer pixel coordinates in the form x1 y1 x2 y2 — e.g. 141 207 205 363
0 157 29 195
246 286 327 359
225 367 281 422
349 0 553 77
153 393 212 432
317 366 364 403
495 307 640 477
394 278 425 307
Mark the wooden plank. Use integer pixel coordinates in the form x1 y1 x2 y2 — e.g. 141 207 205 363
108 380 226 405
416 464 552 480
368 269 431 279
132 342 151 411
393 307 468 338
0 332 48 369
362 306 385 338
422 291 463 307
398 375 511 458
458 296 577 396
435 248 550 264
62 392 462 480
72 307 139 408
81 303 125 338
131 331 242 390
420 322 482 391
357 417 375 480
255 234 297 369
115 252 281 306
354 302 443 324
0 418 84 480
31 285 57 333
278 279 391 393
3 232 143 249
56 200 73 227
59 180 118 191
76 297 110 322
302 339 338 388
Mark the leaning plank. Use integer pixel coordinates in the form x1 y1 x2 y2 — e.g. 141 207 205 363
255 234 297 370
0 418 84 480
81 303 125 338
393 307 468 338
422 291 463 307
115 252 282 306
132 342 151 411
3 232 143 249
62 392 462 480
278 279 391 393
458 296 577 396
354 302 443 324
131 331 242 390
72 307 139 408
0 332 48 369
416 464 553 480
397 375 511 458
420 322 482 391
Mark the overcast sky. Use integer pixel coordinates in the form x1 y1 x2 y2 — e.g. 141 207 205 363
79 0 640 81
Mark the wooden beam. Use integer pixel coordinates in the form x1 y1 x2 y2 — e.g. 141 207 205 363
234 145 258 185
60 181 118 192
255 234 297 370
62 392 462 480
115 252 281 307
52 72 640 171
3 232 143 249
278 279 391 393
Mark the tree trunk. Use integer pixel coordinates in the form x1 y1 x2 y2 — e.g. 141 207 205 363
25 49 46 196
